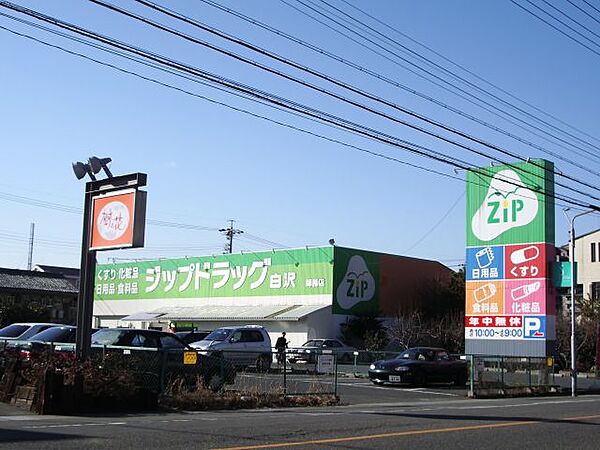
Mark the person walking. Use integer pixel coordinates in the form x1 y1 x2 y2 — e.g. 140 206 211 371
275 332 288 368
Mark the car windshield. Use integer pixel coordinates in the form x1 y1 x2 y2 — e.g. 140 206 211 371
160 335 186 349
91 329 129 346
204 329 231 341
397 351 414 360
28 327 76 343
0 324 29 338
302 340 322 347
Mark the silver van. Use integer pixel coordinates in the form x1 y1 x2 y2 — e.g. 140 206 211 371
190 325 272 372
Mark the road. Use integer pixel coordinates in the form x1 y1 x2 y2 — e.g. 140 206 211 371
1 378 599 449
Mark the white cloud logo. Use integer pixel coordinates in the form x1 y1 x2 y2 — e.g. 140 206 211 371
471 169 538 242
336 255 375 310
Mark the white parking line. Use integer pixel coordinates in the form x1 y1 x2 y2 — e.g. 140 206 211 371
405 388 460 397
24 422 127 429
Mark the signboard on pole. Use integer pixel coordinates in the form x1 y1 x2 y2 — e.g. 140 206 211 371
90 189 147 251
464 160 556 357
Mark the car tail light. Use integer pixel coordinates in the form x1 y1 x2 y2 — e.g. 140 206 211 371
20 350 31 360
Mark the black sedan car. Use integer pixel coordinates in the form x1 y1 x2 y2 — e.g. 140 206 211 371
91 328 236 391
368 347 467 386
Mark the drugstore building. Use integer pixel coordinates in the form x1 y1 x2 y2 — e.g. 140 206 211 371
93 246 451 347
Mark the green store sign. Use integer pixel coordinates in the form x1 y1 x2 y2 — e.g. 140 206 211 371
332 248 380 315
95 247 334 300
467 160 555 246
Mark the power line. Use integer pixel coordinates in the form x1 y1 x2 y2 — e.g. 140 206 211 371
511 0 600 57
282 0 600 172
539 0 600 43
96 0 600 202
0 19 467 187
1 4 597 212
566 0 600 28
296 0 598 167
403 191 465 253
313 0 600 158
582 0 600 17
197 0 600 182
338 0 600 148
292 0 600 163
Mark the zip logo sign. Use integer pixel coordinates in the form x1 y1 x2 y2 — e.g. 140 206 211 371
336 255 375 310
486 198 524 225
471 169 539 242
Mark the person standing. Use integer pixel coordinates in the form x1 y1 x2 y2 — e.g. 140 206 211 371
275 332 288 367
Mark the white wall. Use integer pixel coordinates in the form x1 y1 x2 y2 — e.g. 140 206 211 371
575 229 600 299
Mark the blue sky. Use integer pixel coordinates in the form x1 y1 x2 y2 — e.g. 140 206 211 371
1 0 599 270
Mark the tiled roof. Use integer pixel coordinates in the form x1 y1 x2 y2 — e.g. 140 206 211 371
0 268 78 294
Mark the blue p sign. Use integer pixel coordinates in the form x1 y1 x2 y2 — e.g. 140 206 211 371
524 316 545 338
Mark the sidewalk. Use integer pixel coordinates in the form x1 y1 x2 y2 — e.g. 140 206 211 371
0 401 33 418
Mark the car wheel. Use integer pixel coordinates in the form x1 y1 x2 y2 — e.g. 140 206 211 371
256 354 271 373
206 372 225 392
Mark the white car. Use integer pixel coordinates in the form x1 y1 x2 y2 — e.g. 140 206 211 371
288 339 356 364
190 325 272 372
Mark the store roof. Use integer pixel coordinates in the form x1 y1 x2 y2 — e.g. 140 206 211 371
119 304 330 322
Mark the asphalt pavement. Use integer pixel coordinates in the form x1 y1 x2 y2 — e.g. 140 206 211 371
1 378 600 449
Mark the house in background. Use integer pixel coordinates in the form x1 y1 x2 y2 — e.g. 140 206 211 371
557 228 600 315
573 228 600 301
0 266 79 324
33 264 80 289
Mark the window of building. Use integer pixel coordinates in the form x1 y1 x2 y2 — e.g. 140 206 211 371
592 282 600 301
592 242 597 263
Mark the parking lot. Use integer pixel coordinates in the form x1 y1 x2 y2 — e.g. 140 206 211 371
232 370 468 405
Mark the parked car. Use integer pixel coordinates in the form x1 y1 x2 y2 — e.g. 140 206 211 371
11 325 78 350
190 325 272 372
175 330 211 345
288 339 356 365
90 328 236 391
368 347 467 386
0 323 62 343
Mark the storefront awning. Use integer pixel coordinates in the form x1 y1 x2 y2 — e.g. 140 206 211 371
119 312 166 321
147 304 329 322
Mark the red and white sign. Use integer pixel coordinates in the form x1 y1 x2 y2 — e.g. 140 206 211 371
465 315 525 340
504 243 549 280
465 315 523 328
90 189 146 251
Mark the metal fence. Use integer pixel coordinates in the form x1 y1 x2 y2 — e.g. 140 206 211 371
468 355 556 392
0 343 340 400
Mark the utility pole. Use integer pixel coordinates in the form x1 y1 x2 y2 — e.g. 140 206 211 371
27 222 35 270
219 220 243 254
563 207 597 397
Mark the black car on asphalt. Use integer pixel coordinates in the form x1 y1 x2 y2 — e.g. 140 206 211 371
90 328 237 391
368 347 468 386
